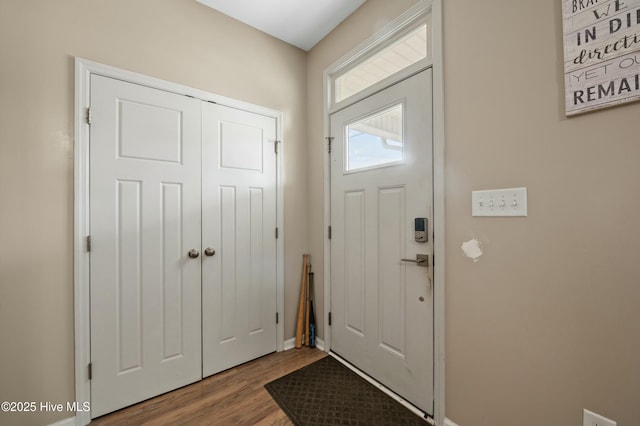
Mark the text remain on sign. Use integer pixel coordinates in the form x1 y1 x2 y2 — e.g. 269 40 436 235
563 0 640 115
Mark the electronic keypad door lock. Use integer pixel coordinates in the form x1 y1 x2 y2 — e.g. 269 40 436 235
414 218 428 242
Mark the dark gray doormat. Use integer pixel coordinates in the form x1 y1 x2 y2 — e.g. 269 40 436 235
264 356 428 425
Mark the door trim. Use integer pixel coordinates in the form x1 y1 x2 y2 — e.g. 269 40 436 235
74 58 285 425
322 0 445 424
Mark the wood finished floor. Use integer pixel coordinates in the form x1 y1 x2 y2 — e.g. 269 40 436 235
90 347 327 426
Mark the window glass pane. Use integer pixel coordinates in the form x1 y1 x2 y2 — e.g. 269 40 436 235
335 23 428 103
347 104 403 171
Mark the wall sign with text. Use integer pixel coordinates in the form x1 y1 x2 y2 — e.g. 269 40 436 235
563 0 640 115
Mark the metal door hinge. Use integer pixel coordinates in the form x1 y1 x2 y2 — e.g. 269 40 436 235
328 312 332 326
275 227 279 239
88 363 92 380
325 136 333 154
276 312 279 324
274 140 280 154
328 226 332 240
86 236 92 252
86 107 92 125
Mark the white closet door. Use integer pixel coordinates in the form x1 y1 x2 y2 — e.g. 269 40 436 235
201 102 278 377
89 75 202 417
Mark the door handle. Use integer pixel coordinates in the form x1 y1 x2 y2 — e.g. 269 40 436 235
188 249 200 259
204 247 216 256
400 254 429 267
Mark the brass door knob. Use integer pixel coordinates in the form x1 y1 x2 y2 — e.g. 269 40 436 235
204 247 216 256
188 249 200 259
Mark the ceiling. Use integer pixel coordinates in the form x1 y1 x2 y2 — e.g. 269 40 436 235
195 0 367 51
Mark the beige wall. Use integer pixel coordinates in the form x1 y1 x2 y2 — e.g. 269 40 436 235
0 1 307 425
308 0 640 425
444 1 640 425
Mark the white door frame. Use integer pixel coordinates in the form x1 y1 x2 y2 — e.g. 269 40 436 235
322 0 445 424
73 58 285 425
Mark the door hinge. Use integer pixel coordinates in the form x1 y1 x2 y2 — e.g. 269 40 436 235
276 312 279 324
328 226 332 240
274 140 280 154
86 107 92 125
328 312 332 326
325 136 333 154
275 227 279 239
86 236 92 252
88 363 92 380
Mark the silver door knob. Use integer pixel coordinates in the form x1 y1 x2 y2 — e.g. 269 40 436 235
204 247 216 256
188 249 200 259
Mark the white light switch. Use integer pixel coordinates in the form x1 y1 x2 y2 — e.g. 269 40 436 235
472 187 527 217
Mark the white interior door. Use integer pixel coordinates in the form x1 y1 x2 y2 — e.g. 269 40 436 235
201 102 278 377
89 75 202 417
330 70 434 413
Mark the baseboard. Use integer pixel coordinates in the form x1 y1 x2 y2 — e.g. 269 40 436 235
283 337 325 351
48 416 76 426
444 418 460 426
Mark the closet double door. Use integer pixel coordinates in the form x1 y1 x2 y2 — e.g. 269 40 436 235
88 75 278 417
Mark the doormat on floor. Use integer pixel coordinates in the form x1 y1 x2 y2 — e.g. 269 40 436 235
264 356 427 425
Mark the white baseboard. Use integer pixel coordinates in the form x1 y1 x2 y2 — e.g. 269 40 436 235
444 418 460 426
48 416 76 426
283 337 326 351
283 337 295 350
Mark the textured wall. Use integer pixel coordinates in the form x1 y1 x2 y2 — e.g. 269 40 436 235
443 1 640 425
307 0 640 425
0 1 307 425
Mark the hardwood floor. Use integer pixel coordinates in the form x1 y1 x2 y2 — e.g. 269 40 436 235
90 347 327 425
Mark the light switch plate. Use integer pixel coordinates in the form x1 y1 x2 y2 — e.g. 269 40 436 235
583 409 616 426
472 187 527 217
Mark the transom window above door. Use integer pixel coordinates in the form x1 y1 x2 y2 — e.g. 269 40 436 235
328 11 432 111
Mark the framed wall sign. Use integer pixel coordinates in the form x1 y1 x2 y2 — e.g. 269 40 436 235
563 0 640 115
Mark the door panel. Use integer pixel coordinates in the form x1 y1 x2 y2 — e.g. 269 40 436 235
344 189 365 336
330 70 434 413
378 185 407 357
202 103 278 377
90 75 202 417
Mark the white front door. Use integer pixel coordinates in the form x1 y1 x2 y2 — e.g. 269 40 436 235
330 70 434 413
201 103 278 377
89 75 202 417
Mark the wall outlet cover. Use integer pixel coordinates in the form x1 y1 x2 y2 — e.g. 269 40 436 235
584 409 616 426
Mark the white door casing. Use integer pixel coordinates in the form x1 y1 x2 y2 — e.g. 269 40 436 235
201 102 278 377
89 75 203 417
330 70 434 413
